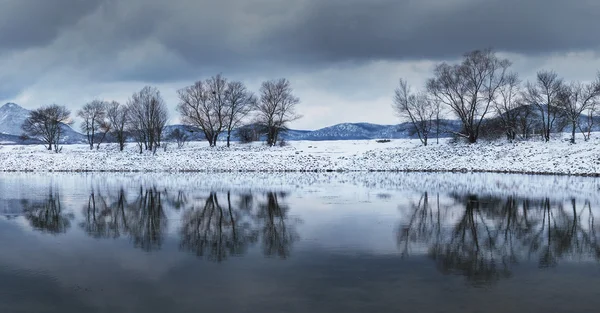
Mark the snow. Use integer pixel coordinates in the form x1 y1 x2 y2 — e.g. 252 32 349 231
0 134 599 175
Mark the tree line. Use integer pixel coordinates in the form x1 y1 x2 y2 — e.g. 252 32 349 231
21 77 301 153
393 49 600 145
21 49 599 153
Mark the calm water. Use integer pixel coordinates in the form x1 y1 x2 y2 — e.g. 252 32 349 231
1 173 600 313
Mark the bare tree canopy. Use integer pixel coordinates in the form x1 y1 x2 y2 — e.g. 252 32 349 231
255 78 301 146
427 49 510 143
126 86 168 153
493 73 524 142
224 81 255 147
21 104 72 153
106 101 128 151
558 78 600 143
393 79 438 146
523 71 565 142
77 100 107 150
177 75 228 147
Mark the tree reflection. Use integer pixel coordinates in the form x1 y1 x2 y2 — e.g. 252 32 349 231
398 193 600 285
179 191 298 261
257 192 299 259
127 187 166 251
80 186 166 251
180 192 259 262
76 186 299 261
22 188 73 234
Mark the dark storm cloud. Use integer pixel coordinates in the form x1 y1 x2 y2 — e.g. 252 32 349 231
271 0 600 62
1 0 600 89
0 0 104 51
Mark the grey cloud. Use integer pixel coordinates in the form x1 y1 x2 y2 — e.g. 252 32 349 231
0 0 103 51
2 0 600 99
272 0 600 62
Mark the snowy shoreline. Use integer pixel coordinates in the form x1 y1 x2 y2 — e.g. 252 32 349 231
0 137 599 175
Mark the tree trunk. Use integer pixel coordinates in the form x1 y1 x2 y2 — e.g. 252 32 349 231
571 121 576 144
226 130 231 147
468 133 477 144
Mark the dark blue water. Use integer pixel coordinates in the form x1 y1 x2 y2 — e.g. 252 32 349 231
1 173 599 313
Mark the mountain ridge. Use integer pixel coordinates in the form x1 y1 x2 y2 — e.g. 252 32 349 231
1 102 453 144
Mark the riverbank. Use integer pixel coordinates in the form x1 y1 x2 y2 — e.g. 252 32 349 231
0 137 599 175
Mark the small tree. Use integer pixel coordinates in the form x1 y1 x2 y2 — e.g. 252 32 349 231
493 73 522 142
169 128 189 148
237 125 260 144
22 104 72 153
223 81 255 147
579 102 597 141
255 78 301 146
77 100 107 150
523 71 564 142
558 79 600 144
126 86 168 152
106 101 128 151
392 79 436 146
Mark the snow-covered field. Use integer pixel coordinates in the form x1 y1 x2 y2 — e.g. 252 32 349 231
0 136 599 175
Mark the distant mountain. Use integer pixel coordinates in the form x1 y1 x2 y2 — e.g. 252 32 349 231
0 103 86 144
281 121 461 141
0 103 29 136
1 102 464 145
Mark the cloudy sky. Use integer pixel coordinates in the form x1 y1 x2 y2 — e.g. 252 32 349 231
2 0 600 130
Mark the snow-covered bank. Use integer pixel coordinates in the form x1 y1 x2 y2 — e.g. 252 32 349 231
0 137 599 175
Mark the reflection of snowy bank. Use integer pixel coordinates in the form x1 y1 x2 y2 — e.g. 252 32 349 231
1 171 599 204
0 137 599 175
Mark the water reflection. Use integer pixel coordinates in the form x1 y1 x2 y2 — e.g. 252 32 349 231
398 192 600 284
22 187 74 234
180 191 259 261
72 186 299 261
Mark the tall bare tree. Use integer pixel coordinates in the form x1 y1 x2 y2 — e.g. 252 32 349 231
106 101 128 151
579 102 597 141
392 79 437 146
77 100 107 150
255 78 301 146
523 71 564 142
177 75 228 147
493 73 522 142
558 79 600 143
22 104 72 153
126 86 168 153
224 81 255 147
427 49 510 143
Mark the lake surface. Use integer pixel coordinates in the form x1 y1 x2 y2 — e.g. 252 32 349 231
1 172 600 313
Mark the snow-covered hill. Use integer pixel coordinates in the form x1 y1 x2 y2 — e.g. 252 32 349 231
0 103 86 144
0 103 29 136
283 121 461 141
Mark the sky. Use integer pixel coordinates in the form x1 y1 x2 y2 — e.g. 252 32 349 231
2 0 600 130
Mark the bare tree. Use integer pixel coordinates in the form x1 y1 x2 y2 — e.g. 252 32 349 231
169 128 188 148
255 78 301 146
22 104 72 153
127 86 169 153
523 71 564 142
558 79 600 144
224 81 255 147
106 101 128 151
579 102 597 141
393 79 436 146
493 73 522 142
427 49 510 143
177 75 227 147
77 100 107 150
